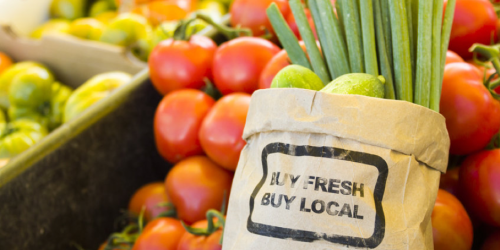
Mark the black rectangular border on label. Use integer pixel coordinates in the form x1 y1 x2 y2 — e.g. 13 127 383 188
247 142 388 248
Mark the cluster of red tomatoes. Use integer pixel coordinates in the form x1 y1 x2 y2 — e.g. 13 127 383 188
433 1 500 250
99 0 301 249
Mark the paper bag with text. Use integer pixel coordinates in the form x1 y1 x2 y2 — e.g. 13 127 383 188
222 89 450 250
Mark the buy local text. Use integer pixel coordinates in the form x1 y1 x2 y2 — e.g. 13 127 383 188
261 172 365 219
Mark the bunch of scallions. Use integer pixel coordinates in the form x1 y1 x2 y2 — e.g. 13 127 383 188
267 0 457 112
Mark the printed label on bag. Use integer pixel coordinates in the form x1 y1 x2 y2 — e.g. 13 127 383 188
247 143 388 249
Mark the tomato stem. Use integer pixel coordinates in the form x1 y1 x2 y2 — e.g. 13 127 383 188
102 224 138 250
202 78 222 101
173 19 197 41
470 43 500 99
181 209 226 237
195 13 252 40
153 201 178 218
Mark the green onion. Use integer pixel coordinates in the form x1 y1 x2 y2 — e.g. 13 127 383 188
429 0 444 111
335 0 347 46
414 0 433 107
406 0 416 85
341 0 364 73
389 0 413 102
380 0 393 69
265 0 455 109
289 0 330 84
307 1 337 79
266 3 311 69
311 0 351 78
373 0 395 99
432 0 456 112
360 0 378 75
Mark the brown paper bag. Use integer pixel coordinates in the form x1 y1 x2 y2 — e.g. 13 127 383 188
222 89 450 250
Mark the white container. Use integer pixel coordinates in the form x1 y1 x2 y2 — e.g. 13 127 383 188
0 0 52 36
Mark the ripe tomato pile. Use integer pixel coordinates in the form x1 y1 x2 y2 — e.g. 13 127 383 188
435 1 500 249
100 0 500 249
99 1 288 249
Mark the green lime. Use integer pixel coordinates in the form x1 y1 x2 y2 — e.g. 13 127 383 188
320 73 386 98
271 65 324 91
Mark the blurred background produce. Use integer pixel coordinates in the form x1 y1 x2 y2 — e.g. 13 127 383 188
29 0 229 61
0 51 133 166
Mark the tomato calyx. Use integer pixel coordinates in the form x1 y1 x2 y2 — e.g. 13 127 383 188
470 44 500 98
181 209 226 244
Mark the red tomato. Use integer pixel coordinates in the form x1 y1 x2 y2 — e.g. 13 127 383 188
0 52 13 75
445 0 498 59
445 50 465 64
432 189 473 250
286 9 317 40
154 89 215 163
165 156 233 224
230 0 290 37
132 218 185 250
439 167 460 198
258 49 291 90
459 149 500 227
212 37 280 95
440 62 500 155
177 219 223 250
128 182 170 221
481 231 500 250
149 35 217 95
199 93 251 171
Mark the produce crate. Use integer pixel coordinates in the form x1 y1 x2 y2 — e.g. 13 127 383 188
0 20 228 250
0 70 167 250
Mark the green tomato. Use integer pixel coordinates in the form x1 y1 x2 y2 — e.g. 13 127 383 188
209 0 233 7
9 67 54 107
50 82 73 130
63 72 132 123
0 117 48 159
8 67 54 128
7 67 73 130
271 65 324 90
89 0 116 17
69 18 106 41
197 0 227 22
50 0 87 20
320 73 386 98
100 13 152 47
30 19 71 39
0 62 47 109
